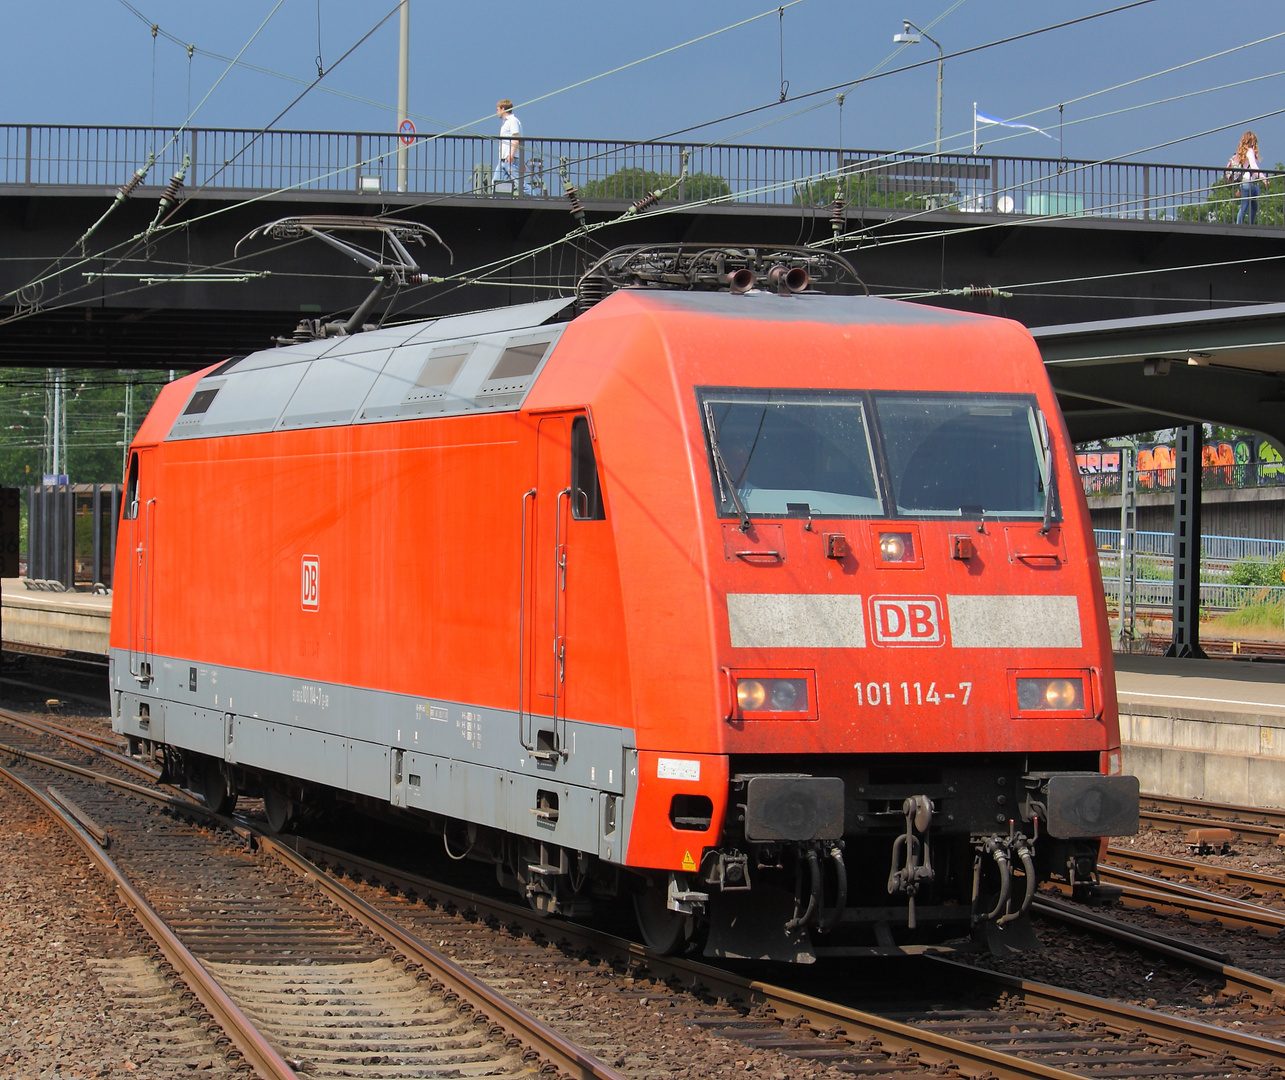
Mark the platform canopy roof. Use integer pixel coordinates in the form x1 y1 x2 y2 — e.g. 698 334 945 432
1032 302 1285 447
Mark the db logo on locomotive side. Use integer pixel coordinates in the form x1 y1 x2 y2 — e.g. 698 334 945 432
301 555 320 611
869 595 944 646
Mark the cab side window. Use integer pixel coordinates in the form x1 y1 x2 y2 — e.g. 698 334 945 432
123 454 140 520
570 417 605 520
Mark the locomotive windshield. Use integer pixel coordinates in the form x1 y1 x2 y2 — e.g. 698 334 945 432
699 388 1056 521
700 389 883 518
874 394 1052 519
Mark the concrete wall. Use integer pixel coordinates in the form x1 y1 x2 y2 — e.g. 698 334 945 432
1089 487 1285 540
1119 700 1285 809
1 587 111 656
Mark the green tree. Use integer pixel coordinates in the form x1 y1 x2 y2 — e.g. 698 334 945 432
1175 164 1284 225
0 368 168 489
793 171 922 211
580 167 731 202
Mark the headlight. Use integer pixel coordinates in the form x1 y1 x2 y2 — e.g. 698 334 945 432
879 532 914 562
1017 676 1084 712
737 679 767 711
736 677 809 713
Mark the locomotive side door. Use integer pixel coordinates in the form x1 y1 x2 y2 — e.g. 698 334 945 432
123 448 156 683
526 416 571 756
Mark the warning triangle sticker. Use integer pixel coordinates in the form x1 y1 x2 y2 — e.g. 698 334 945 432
681 850 697 871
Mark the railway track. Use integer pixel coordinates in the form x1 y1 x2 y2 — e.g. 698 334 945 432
1134 633 1285 661
0 712 625 1080
274 831 1285 1077
1086 832 1285 989
6 710 1285 1078
1106 842 1285 899
1139 792 1285 838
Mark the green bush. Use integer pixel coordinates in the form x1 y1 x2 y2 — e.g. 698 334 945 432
1133 554 1171 581
580 167 731 202
1227 551 1285 587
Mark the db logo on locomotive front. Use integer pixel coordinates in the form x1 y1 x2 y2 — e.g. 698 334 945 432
869 595 944 646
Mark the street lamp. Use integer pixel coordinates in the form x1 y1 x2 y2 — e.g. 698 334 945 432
893 19 943 156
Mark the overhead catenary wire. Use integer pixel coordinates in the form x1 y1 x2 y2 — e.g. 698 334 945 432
827 101 1285 257
116 0 459 133
2 3 815 321
4 0 1264 330
1 0 293 314
16 81 1282 332
583 0 1162 153
0 3 402 320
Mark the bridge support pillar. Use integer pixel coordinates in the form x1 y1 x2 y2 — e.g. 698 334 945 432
1166 423 1206 659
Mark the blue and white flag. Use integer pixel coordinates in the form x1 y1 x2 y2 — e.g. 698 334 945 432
974 107 1055 140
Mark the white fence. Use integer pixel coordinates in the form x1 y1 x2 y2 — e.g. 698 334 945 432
1100 577 1285 613
1094 530 1285 562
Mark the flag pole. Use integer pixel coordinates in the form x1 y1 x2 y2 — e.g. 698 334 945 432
973 102 978 155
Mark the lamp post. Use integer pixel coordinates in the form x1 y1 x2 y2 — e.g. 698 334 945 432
893 19 943 156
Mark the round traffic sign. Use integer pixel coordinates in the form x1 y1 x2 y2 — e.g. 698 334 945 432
399 119 416 146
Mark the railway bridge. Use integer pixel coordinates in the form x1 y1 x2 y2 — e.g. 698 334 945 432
6 123 1285 662
1 123 1282 371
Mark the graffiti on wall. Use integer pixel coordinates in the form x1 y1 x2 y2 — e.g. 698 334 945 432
1077 436 1285 492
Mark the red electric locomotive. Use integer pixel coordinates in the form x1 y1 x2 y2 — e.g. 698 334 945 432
109 244 1138 961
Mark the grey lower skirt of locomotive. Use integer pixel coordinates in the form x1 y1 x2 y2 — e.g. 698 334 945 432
690 754 1139 962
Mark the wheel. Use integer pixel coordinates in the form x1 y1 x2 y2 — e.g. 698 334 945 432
263 782 294 833
198 757 237 815
633 884 691 955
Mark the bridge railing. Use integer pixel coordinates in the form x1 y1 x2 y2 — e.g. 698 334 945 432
1 124 1277 225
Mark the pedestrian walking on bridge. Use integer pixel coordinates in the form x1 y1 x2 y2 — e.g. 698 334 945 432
1230 130 1264 225
494 99 524 194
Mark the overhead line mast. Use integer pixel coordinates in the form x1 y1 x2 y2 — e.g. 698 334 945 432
397 0 410 193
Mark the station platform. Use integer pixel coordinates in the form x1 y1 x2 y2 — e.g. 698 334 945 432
1115 653 1285 809
2 577 1282 807
1 577 112 659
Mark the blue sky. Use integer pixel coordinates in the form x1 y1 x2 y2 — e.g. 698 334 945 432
5 1 1281 169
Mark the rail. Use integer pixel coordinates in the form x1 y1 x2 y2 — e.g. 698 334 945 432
0 763 303 1080
0 712 627 1080
1 123 1279 225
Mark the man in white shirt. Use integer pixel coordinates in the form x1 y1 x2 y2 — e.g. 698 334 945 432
494 99 524 194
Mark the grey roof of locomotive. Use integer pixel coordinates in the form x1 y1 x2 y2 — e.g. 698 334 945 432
167 297 576 441
165 289 1001 442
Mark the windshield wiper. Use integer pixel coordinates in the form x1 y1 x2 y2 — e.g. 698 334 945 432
703 401 752 532
1036 411 1058 534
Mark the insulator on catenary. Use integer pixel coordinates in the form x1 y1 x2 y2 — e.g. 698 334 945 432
161 173 185 205
630 191 660 214
145 153 191 238
830 196 846 239
119 162 151 201
948 285 1013 299
558 155 586 229
156 155 191 213
563 181 586 228
77 152 156 251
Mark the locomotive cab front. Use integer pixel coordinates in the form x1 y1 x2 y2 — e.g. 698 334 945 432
580 279 1141 961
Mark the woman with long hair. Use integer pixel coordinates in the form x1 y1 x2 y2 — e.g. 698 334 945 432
1233 130 1263 225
